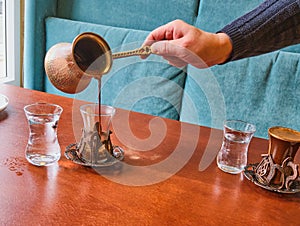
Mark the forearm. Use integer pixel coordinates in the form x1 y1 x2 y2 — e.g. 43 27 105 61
220 0 300 61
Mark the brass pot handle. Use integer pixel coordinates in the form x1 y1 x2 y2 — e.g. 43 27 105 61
112 46 152 59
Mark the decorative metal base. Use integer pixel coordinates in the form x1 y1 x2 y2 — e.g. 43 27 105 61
65 129 124 167
244 154 300 193
244 164 300 193
65 143 124 167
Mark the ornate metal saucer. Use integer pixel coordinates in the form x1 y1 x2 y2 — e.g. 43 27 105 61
65 143 124 167
244 154 300 194
64 129 124 167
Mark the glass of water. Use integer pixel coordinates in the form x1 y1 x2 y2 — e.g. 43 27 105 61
24 103 63 166
217 120 256 174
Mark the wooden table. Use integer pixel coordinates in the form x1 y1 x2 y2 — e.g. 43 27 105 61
0 84 299 225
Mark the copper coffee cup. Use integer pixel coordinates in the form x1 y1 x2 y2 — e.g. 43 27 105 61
267 126 300 185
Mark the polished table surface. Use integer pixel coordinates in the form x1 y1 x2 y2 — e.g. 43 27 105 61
0 84 299 225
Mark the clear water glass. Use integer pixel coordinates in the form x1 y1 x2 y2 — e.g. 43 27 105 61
24 103 63 166
217 120 256 174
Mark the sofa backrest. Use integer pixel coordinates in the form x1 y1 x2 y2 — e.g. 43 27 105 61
56 0 199 31
181 51 300 138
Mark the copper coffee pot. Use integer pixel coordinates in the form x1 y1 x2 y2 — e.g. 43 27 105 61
44 32 152 94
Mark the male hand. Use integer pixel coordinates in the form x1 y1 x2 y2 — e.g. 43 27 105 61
142 20 232 68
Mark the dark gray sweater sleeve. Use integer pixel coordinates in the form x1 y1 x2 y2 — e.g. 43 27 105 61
220 0 300 61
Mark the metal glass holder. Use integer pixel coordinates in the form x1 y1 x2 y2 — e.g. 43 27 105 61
65 129 124 167
244 154 300 193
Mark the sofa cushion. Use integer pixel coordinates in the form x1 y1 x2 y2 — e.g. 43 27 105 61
56 0 199 31
181 51 300 138
45 17 186 120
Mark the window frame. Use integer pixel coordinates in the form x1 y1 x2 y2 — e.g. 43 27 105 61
0 0 21 86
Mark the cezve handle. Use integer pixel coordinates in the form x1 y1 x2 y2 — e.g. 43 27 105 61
112 46 152 59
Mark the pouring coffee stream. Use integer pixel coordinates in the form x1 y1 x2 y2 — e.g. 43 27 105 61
45 32 131 164
44 32 152 94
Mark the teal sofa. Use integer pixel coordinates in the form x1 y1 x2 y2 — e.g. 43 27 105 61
23 0 300 139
